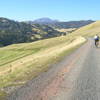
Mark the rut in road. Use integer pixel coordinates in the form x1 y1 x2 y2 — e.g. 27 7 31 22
48 40 100 100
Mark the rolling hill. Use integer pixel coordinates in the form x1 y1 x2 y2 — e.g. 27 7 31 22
0 17 64 46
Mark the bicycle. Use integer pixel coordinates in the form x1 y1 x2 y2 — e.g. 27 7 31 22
95 40 99 47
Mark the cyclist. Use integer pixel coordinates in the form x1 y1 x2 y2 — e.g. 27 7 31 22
94 34 99 47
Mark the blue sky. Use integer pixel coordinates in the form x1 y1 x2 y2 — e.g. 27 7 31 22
0 0 100 21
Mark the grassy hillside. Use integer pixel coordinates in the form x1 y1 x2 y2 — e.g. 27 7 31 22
72 21 100 37
0 35 86 99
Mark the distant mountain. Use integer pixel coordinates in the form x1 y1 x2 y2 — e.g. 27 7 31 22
27 18 95 29
33 18 58 24
51 20 95 29
0 17 64 46
26 18 58 25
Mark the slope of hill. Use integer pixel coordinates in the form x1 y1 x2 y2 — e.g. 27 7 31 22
0 18 64 46
32 24 63 39
0 18 35 46
72 21 100 37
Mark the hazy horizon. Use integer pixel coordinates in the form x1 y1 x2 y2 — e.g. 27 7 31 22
0 17 95 22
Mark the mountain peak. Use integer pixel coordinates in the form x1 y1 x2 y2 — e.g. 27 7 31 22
34 18 58 24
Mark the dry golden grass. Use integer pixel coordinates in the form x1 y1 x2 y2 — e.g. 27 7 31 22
56 28 76 33
72 21 100 37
